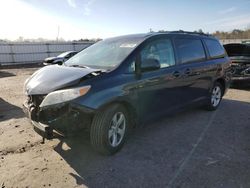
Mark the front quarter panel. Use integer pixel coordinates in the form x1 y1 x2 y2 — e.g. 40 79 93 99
72 73 138 112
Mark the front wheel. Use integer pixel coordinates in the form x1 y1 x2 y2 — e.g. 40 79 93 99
90 104 129 155
205 82 223 111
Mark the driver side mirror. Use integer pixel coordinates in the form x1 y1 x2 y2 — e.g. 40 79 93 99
141 58 161 72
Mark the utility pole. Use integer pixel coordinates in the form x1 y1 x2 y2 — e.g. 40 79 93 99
56 25 60 42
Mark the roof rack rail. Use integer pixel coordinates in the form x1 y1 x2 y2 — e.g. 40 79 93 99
162 30 212 37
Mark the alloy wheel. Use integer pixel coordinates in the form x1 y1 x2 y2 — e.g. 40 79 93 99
108 112 126 147
211 86 221 107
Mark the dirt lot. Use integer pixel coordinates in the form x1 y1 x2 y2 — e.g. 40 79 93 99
0 68 250 188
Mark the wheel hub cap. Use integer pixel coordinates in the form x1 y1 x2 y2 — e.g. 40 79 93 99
211 86 221 107
108 112 126 147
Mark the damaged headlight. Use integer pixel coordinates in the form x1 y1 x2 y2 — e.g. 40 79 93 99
40 86 91 108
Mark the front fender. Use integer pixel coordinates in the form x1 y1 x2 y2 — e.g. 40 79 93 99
73 85 138 112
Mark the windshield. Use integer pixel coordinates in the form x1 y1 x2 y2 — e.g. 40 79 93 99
65 37 143 69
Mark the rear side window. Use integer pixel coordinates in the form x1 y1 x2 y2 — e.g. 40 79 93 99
204 39 225 58
175 38 206 64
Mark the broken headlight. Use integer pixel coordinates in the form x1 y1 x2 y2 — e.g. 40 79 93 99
39 86 91 108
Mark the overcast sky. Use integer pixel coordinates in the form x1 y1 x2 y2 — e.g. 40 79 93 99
0 0 250 40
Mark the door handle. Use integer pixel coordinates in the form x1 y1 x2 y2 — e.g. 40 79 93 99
172 71 181 78
184 68 192 75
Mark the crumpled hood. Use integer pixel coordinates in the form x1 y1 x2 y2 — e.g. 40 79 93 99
25 65 98 95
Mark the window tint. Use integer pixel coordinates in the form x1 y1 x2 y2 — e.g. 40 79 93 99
141 39 175 68
204 39 225 58
175 38 206 63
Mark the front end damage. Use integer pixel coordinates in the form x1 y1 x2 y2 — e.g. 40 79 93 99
231 61 250 81
23 94 93 141
224 43 250 83
22 65 102 141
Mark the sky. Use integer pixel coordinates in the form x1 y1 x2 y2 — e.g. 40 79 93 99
0 0 250 40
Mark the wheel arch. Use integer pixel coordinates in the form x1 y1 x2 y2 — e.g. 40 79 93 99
215 78 226 96
98 99 138 128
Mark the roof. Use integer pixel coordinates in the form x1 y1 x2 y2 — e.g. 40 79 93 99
107 31 214 42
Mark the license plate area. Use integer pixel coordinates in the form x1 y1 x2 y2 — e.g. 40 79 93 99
32 121 53 140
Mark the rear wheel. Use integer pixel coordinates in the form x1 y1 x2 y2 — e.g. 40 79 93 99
205 82 223 111
90 104 129 155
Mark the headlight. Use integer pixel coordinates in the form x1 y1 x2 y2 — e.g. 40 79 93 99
40 85 91 107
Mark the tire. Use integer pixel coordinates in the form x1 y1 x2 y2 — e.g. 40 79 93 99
205 82 223 111
90 104 130 155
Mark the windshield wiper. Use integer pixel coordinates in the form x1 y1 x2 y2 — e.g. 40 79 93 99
67 64 108 73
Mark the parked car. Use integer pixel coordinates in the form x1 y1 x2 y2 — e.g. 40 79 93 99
224 43 250 83
23 31 231 155
43 51 77 65
242 40 250 44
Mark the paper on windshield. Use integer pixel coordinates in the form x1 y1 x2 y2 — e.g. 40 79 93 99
120 43 137 48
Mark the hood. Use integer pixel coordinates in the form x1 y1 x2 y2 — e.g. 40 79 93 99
224 43 250 57
25 65 99 95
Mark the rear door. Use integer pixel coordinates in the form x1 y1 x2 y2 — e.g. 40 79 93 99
173 37 215 104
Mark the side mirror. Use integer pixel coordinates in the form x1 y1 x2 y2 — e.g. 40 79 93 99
141 58 161 72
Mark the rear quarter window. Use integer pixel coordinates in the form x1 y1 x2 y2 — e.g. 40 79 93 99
175 38 206 64
204 39 225 58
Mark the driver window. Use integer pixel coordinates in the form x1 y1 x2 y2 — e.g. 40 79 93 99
141 39 175 68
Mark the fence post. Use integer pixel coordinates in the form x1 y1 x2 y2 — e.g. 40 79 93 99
46 43 50 58
9 43 15 64
72 42 76 51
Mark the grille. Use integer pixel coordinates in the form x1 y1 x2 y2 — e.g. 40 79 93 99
25 95 46 121
26 95 46 111
28 95 46 107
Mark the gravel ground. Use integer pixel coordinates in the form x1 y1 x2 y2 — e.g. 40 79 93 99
0 68 250 188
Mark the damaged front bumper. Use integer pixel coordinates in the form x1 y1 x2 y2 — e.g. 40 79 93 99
22 100 94 140
22 102 53 140
231 62 250 83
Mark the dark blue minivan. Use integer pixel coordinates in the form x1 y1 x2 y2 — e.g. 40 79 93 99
23 31 231 155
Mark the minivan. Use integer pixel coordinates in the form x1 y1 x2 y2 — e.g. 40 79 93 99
23 31 231 155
